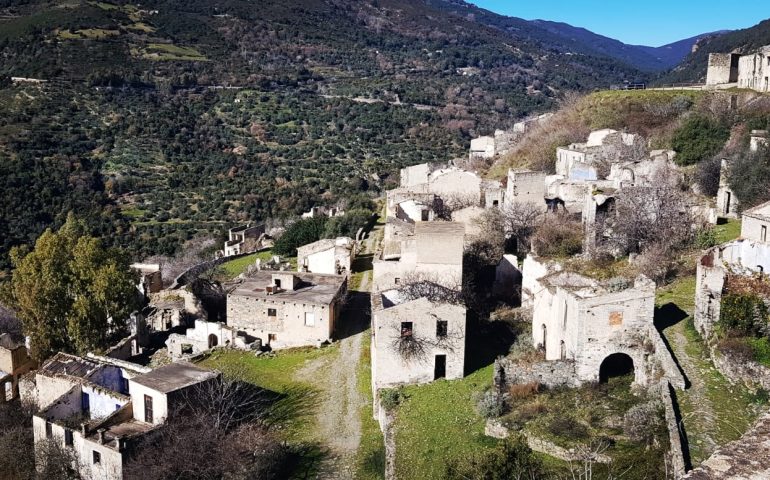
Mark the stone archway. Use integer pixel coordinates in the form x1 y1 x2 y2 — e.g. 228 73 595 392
208 334 219 349
599 353 634 383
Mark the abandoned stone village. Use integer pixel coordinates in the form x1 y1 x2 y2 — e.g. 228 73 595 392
4 64 770 479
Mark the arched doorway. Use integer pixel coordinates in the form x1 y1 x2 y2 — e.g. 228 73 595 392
208 334 219 349
599 353 634 383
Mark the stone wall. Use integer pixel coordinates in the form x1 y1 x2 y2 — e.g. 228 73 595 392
706 53 739 85
660 381 688 478
494 357 582 390
711 347 770 391
170 251 255 289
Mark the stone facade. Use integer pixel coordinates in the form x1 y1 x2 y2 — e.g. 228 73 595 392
505 170 547 211
469 136 496 159
706 53 740 86
707 47 770 93
737 46 770 92
166 319 260 359
750 129 768 152
223 223 266 257
741 200 770 243
226 271 347 350
297 237 355 276
373 222 465 292
716 159 739 218
522 255 685 389
0 333 36 402
371 293 466 392
695 240 770 338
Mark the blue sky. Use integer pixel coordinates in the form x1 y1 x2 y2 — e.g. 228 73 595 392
467 0 767 46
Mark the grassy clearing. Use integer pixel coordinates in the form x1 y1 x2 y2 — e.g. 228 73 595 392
355 330 385 480
714 218 742 244
199 347 337 443
126 21 155 32
136 43 207 61
219 250 277 278
57 28 120 39
391 365 497 480
656 276 763 464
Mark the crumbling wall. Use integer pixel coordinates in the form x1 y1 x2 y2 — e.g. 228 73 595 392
494 357 581 390
707 53 739 85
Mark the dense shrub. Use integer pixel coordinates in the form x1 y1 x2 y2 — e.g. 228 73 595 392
444 436 545 480
718 293 769 338
379 388 402 411
323 209 373 238
531 215 583 258
727 147 770 210
476 390 508 419
623 401 664 445
671 115 730 166
272 218 327 257
547 415 589 439
695 157 722 197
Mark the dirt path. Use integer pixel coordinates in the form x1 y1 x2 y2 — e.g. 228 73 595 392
295 222 381 478
668 323 719 456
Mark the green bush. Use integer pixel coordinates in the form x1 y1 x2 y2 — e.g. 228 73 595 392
694 226 718 250
444 436 545 480
272 217 327 257
718 293 769 338
323 209 373 239
379 388 402 411
547 415 589 440
671 115 730 166
727 147 770 210
747 337 770 367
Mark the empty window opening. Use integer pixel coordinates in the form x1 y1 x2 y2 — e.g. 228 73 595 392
401 322 413 338
64 429 73 446
208 334 218 349
762 225 767 242
144 394 154 424
93 450 101 465
267 308 277 317
81 392 90 414
274 279 282 288
45 421 52 438
436 320 448 337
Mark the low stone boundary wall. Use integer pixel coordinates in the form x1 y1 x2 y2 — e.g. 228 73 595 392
170 251 256 289
650 327 687 390
494 357 581 390
659 380 689 478
485 419 611 463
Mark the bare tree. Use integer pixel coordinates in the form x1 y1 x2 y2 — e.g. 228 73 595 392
0 303 23 340
124 373 290 480
145 236 218 288
606 183 694 256
434 192 481 220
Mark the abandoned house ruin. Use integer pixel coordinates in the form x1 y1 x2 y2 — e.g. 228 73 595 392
226 271 347 350
296 236 355 276
0 333 36 403
706 47 770 92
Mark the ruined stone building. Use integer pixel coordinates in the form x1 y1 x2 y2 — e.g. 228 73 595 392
166 319 260 359
394 162 503 211
706 47 770 92
373 222 465 292
521 254 684 389
130 263 163 297
556 129 644 181
296 237 355 276
469 135 496 159
371 291 466 391
716 158 739 218
27 355 218 480
226 271 347 349
0 333 36 402
222 223 266 257
505 169 547 211
750 129 768 152
301 205 345 219
395 199 435 223
695 201 770 338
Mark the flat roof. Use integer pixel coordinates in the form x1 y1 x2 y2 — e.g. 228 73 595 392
130 362 218 394
228 271 346 305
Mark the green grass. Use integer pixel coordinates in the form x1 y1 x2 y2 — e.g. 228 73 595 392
714 219 742 244
199 347 336 442
392 365 497 480
656 276 762 464
355 330 385 480
220 250 297 280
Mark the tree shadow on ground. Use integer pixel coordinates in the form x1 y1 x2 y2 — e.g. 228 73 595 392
654 303 691 389
351 252 373 274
